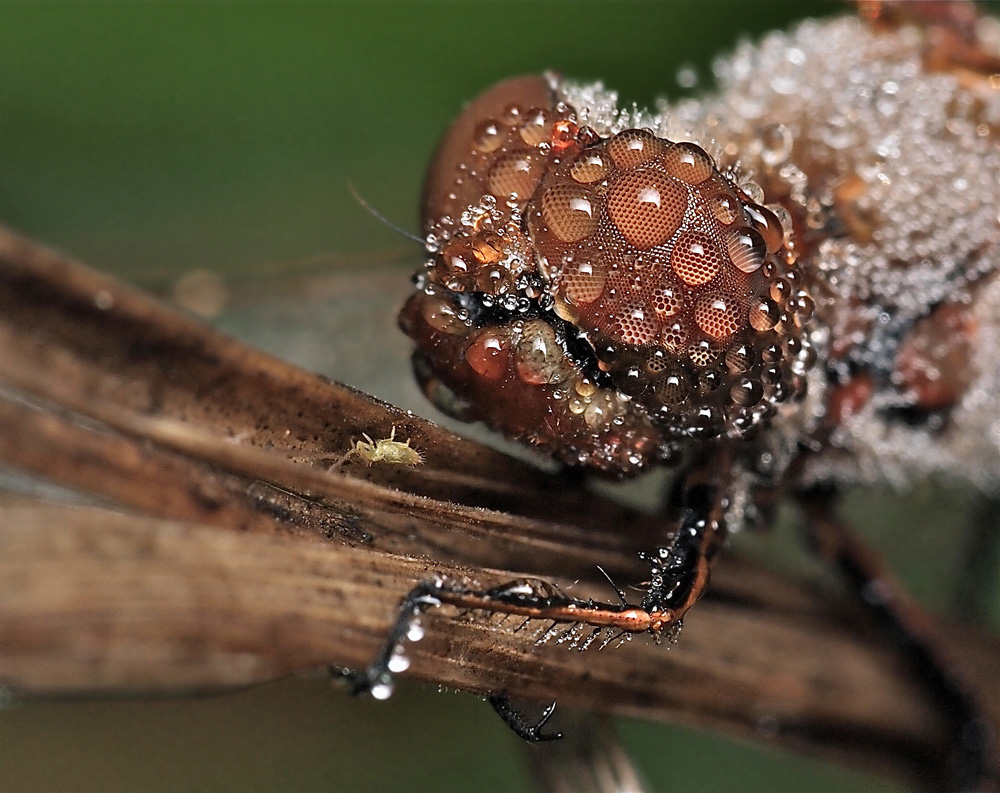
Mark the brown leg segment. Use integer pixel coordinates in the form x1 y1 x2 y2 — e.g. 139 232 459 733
344 447 735 740
799 487 995 793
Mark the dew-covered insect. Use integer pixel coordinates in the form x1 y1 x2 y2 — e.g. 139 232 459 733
358 1 1000 786
333 426 423 468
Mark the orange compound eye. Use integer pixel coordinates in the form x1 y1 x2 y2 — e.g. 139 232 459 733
525 125 815 442
407 75 818 476
422 75 558 232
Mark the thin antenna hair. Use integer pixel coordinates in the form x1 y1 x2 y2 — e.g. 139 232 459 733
347 181 423 245
596 565 629 607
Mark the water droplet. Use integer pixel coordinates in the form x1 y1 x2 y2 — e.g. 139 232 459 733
607 171 688 250
570 152 609 184
388 650 411 674
727 227 767 273
371 681 394 701
709 193 742 225
694 292 741 339
519 107 552 147
465 329 510 379
740 181 765 204
607 129 664 169
663 142 713 184
749 299 780 332
744 203 784 253
730 377 763 407
473 119 505 153
407 622 425 642
672 230 722 285
540 182 599 242
488 151 544 202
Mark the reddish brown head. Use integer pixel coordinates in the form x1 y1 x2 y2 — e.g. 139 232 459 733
400 76 815 476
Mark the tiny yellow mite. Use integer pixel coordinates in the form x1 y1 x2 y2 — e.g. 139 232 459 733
333 426 424 469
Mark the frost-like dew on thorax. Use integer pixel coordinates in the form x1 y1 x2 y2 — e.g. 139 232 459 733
560 15 1000 491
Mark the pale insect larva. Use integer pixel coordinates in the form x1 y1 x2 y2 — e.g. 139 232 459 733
332 426 424 469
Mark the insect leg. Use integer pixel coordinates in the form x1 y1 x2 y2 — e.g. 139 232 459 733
487 695 563 743
799 486 993 793
336 579 443 700
638 447 733 625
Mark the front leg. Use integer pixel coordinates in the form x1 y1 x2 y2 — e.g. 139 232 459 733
641 446 732 624
341 446 736 735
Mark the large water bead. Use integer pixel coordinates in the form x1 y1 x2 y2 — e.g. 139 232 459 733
617 365 646 397
749 298 781 332
725 343 754 373
559 258 608 305
688 339 719 368
671 230 722 286
694 293 742 339
488 151 545 202
744 203 785 254
655 368 691 406
514 319 572 385
465 329 512 380
769 277 793 305
607 170 687 249
615 303 661 346
729 376 764 407
661 320 689 352
727 227 768 274
689 405 724 438
607 129 665 169
421 294 468 335
540 183 600 243
476 265 512 295
790 291 815 324
698 368 724 393
500 102 524 126
652 284 684 318
710 192 742 225
550 119 579 152
570 151 610 184
646 349 670 374
434 243 476 291
663 142 714 185
583 398 611 428
470 231 504 264
519 107 553 147
473 119 506 153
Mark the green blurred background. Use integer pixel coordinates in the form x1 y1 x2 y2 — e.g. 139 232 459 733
0 3 996 792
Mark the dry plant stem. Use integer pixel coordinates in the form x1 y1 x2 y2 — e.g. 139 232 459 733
0 501 977 788
0 224 629 529
0 225 998 788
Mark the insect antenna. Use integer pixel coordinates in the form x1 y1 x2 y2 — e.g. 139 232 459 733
347 181 424 245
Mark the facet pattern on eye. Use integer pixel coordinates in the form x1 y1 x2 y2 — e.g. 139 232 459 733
408 73 817 472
